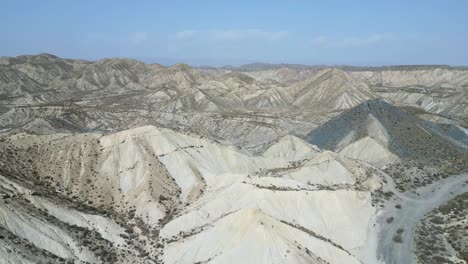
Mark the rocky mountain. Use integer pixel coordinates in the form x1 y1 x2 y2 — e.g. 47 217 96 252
306 99 467 160
0 54 467 264
1 125 383 263
1 54 467 149
263 134 320 161
307 99 468 194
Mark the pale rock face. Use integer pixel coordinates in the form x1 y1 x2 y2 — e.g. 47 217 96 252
332 114 399 167
0 124 385 263
340 136 398 167
27 196 127 247
336 130 357 150
0 174 127 248
349 69 468 118
163 208 359 264
290 69 376 112
350 69 468 89
284 151 363 185
100 126 288 204
161 180 376 264
149 129 382 264
0 200 98 262
366 114 391 145
263 134 321 161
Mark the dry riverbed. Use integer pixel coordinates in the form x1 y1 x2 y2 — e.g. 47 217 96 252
377 174 468 264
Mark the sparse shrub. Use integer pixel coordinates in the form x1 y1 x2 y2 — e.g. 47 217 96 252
393 235 403 243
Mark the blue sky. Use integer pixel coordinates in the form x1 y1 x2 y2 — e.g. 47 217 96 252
2 0 468 66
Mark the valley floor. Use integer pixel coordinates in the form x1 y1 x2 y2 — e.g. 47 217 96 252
378 174 468 264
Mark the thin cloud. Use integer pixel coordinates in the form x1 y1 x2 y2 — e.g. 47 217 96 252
131 32 149 44
310 36 331 46
175 30 197 39
175 29 289 41
311 33 395 48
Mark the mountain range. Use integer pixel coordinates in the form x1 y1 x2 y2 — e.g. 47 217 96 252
0 54 467 264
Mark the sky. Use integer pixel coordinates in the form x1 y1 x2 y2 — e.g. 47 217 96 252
1 0 468 66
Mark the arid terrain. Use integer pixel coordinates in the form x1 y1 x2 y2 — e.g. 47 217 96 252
0 54 467 264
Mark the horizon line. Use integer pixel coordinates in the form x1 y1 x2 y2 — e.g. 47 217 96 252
2 52 468 69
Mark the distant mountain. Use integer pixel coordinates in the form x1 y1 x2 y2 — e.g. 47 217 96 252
214 63 468 72
0 53 467 152
306 99 468 163
304 99 468 203
290 68 376 112
233 62 319 71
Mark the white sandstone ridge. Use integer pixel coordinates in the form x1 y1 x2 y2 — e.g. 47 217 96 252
155 130 382 263
263 134 321 161
0 202 98 262
98 125 288 203
336 114 398 166
333 113 397 167
0 176 99 263
290 68 376 112
339 136 398 167
277 151 382 188
349 68 468 89
0 125 384 263
0 175 127 247
14 125 288 226
0 175 139 263
160 176 378 264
